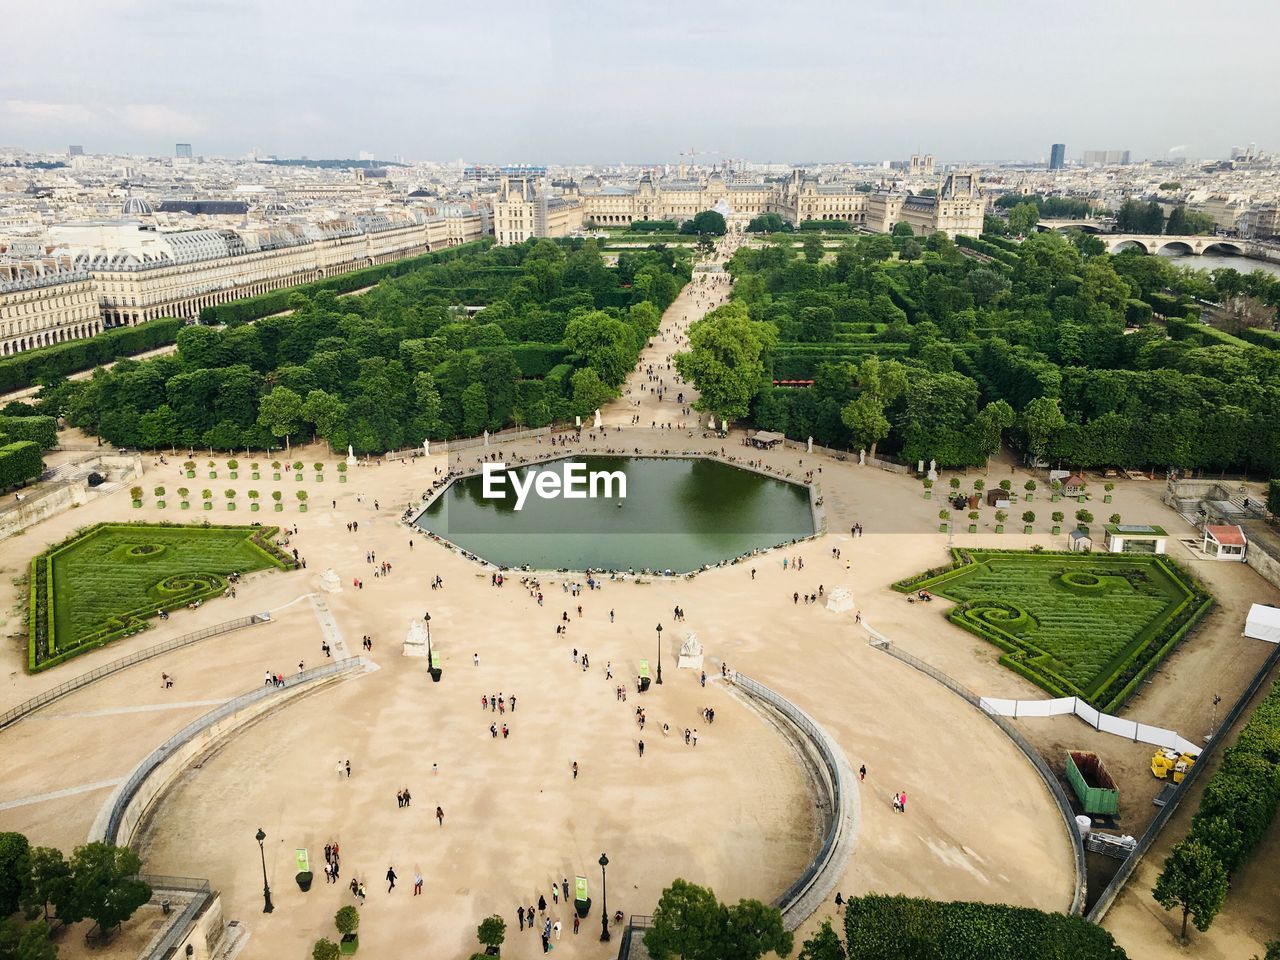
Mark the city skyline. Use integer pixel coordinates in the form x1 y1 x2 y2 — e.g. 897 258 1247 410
3 0 1277 163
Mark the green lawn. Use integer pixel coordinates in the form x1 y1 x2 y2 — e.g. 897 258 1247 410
29 523 294 671
895 550 1212 710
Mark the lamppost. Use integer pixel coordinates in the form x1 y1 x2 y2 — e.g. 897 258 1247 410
425 612 432 658
655 624 663 685
599 853 610 942
255 828 273 913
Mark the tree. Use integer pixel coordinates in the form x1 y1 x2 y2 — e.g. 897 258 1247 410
1076 509 1093 527
644 879 721 960
840 394 889 455
564 311 636 386
899 239 922 261
674 303 776 423
1109 513 1122 524
974 400 1015 466
0 833 30 916
0 918 57 960
1020 396 1066 467
569 367 616 417
1023 511 1036 525
1007 202 1040 236
257 386 304 447
477 914 506 952
681 210 727 236
801 234 824 264
1153 838 1228 939
798 918 845 960
719 898 793 960
60 842 150 936
891 222 915 238
335 905 361 940
312 939 340 960
21 848 68 922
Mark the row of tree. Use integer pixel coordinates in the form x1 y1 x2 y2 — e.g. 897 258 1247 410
25 239 688 454
672 226 1280 474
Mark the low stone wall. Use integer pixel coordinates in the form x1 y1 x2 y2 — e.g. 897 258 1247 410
91 658 365 846
0 452 143 542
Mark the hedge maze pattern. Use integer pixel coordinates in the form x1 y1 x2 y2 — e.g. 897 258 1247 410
896 549 1212 710
29 523 296 671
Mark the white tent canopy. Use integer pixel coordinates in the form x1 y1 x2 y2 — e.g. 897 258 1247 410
1245 604 1280 644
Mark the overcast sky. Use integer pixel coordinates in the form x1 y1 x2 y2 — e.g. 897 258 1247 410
5 0 1277 164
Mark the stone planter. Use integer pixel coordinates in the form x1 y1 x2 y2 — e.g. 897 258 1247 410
208 471 217 479
995 524 1004 534
1051 493 1061 502
273 473 281 481
226 503 236 511
299 504 308 512
181 502 190 510
1024 525 1033 534
132 500 142 508
340 934 359 955
968 524 977 533
274 503 283 512
1025 493 1033 501
295 474 303 482
156 500 166 509
229 471 238 480
251 472 260 480
203 502 213 511
1104 494 1112 503
339 475 347 484
938 523 948 532
922 491 931 499
1052 525 1061 534
250 503 260 512
316 475 324 483
186 470 195 479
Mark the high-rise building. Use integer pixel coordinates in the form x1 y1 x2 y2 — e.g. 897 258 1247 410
68 145 84 157
1049 143 1066 170
1082 149 1130 166
175 143 193 159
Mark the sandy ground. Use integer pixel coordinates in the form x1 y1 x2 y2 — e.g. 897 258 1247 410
7 236 1273 957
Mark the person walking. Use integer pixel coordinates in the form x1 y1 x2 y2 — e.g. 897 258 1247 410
573 915 580 935
553 920 562 940
413 872 423 896
538 894 547 913
518 905 526 931
345 760 351 778
386 866 397 892
572 761 578 780
562 878 569 901
859 764 866 782
436 805 444 826
638 739 645 758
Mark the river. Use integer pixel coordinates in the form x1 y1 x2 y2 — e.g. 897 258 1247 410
1157 250 1280 279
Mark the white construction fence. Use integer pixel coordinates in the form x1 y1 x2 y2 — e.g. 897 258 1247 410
978 695 1202 757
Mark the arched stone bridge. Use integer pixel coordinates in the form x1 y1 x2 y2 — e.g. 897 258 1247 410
1035 221 1249 256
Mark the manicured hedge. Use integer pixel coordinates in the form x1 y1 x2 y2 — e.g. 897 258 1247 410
842 894 1129 960
1155 668 1280 914
799 220 852 232
0 415 58 450
628 220 678 233
510 343 571 378
0 440 43 489
1240 327 1280 351
0 318 184 393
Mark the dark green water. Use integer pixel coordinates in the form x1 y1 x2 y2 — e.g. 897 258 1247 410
415 456 814 572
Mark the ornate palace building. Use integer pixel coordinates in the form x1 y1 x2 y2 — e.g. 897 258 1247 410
492 169 984 244
0 255 101 357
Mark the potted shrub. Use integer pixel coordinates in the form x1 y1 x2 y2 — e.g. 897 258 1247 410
154 485 166 508
225 489 238 511
184 460 196 478
1051 511 1064 535
995 509 1007 534
922 478 933 500
1109 513 1122 526
335 905 360 955
949 477 961 492
973 479 985 494
208 459 217 479
272 490 283 512
1022 510 1035 534
1050 479 1062 502
1025 479 1037 501
1104 481 1115 504
130 485 143 508
938 508 949 532
272 460 282 481
476 915 506 957
1075 509 1093 534
178 487 190 510
999 479 1012 495
297 490 309 513
202 489 214 511
249 490 260 512
293 460 304 481
314 462 325 483
967 510 979 534
337 462 348 484
228 458 239 480
251 461 260 480
313 939 340 960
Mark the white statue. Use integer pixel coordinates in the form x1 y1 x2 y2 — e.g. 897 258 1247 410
677 632 704 669
403 618 429 657
859 448 866 465
917 460 925 474
807 436 813 453
346 445 358 467
720 419 727 433
319 568 342 593
483 430 489 446
423 439 430 457
594 409 602 430
575 416 582 428
929 459 937 474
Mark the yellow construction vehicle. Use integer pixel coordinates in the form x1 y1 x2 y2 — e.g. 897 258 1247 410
1151 748 1196 784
